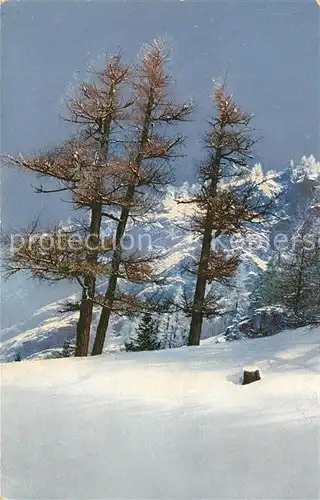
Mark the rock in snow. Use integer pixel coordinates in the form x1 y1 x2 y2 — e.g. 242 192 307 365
242 368 261 385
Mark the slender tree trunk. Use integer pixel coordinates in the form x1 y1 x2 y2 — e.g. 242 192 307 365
75 103 113 356
91 200 131 355
75 202 102 356
188 219 213 345
91 100 153 355
293 248 305 319
188 148 221 346
75 284 94 356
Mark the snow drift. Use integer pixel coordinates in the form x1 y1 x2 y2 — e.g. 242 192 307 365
1 325 319 499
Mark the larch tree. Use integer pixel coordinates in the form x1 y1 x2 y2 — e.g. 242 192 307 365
3 41 192 357
3 54 134 356
65 54 133 356
183 85 275 346
91 40 193 355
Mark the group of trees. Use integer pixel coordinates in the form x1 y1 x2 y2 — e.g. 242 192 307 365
256 159 320 326
4 40 276 357
258 234 320 326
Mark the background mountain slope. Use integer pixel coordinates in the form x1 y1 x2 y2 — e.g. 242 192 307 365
1 156 319 362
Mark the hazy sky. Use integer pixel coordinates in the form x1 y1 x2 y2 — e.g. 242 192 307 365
1 0 319 327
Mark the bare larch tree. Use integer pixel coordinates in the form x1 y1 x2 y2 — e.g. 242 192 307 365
91 40 192 355
3 54 133 356
185 84 274 345
3 41 192 357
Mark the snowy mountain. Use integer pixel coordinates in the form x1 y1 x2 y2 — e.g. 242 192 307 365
1 156 319 362
2 324 319 498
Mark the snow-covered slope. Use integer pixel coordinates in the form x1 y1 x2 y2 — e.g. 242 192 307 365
1 325 319 499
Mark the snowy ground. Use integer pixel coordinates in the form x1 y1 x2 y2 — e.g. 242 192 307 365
1 326 319 499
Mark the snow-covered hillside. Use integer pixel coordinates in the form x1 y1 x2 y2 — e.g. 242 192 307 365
1 326 319 499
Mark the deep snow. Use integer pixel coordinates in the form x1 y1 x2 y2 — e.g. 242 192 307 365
1 326 319 499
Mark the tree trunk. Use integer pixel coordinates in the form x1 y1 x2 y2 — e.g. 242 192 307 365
75 283 94 356
75 107 112 356
188 148 221 346
91 99 153 355
293 249 305 318
188 219 213 345
75 202 102 356
91 200 131 355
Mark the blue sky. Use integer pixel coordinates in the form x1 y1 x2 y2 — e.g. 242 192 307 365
1 0 319 326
